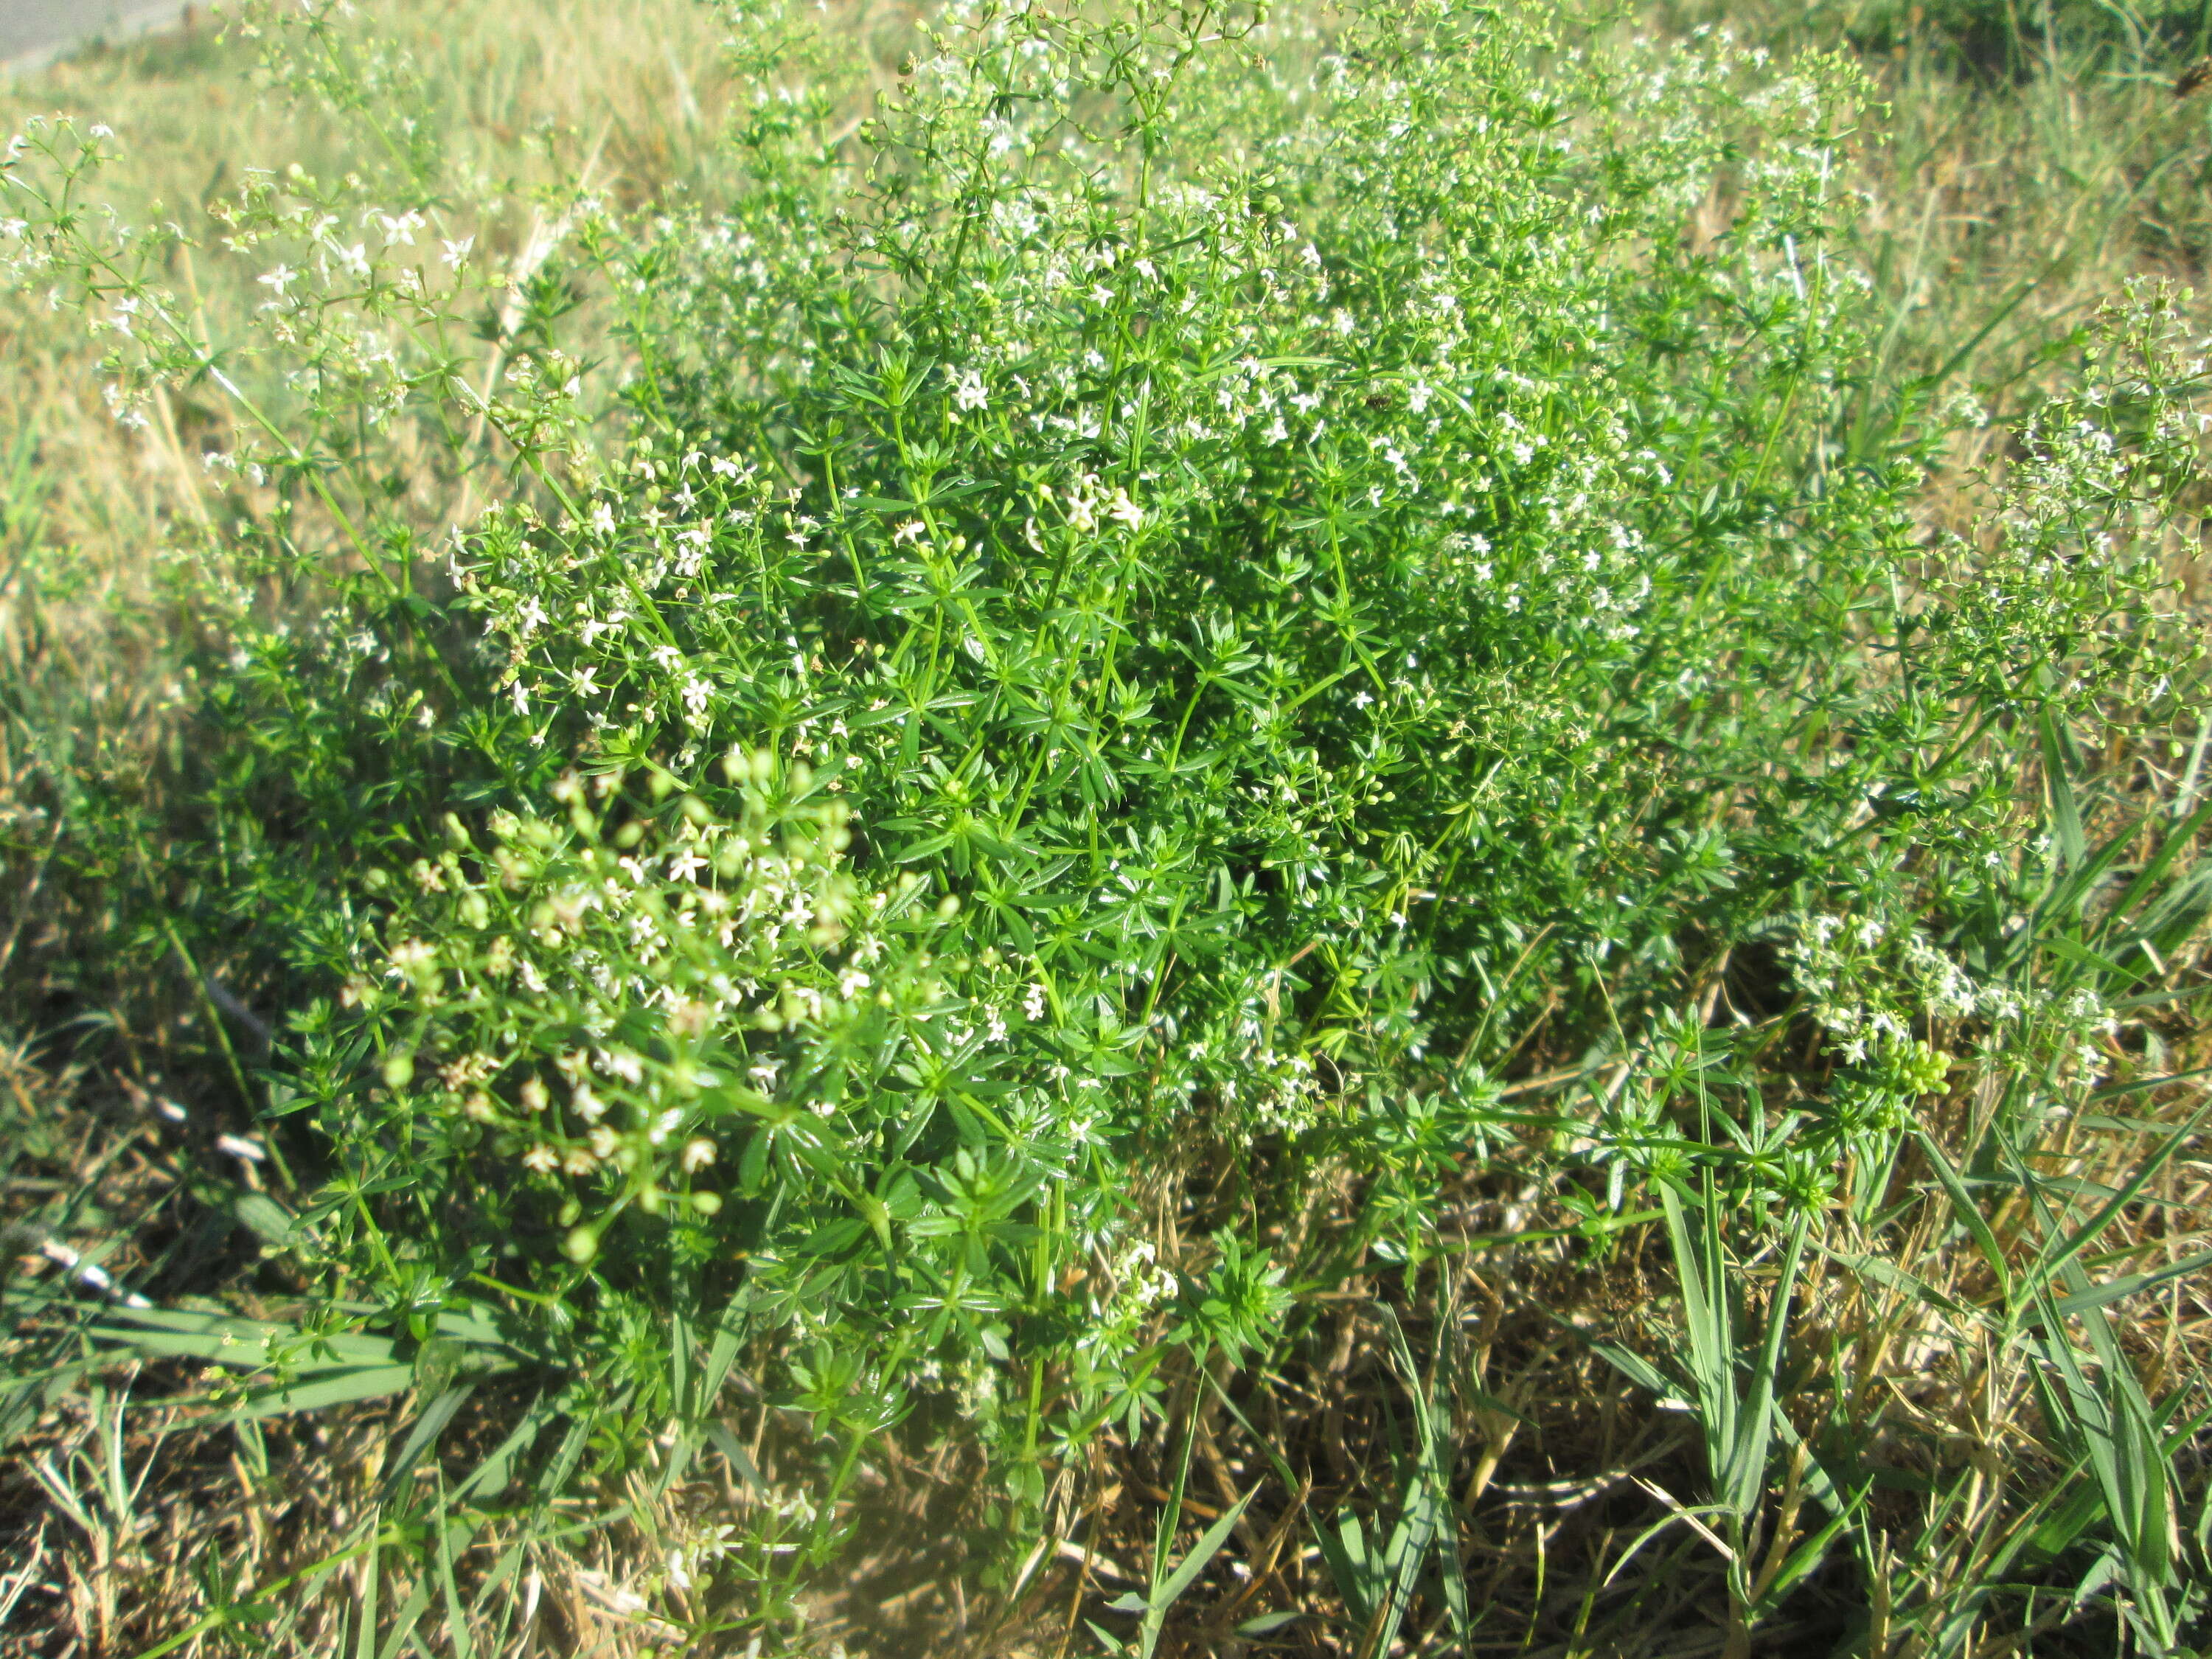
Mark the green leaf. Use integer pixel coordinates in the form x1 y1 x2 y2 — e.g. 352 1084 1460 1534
2039 709 2087 873
1590 1341 1686 1409
1913 1129 2011 1299
2052 1252 2212 1318
220 1366 418 1419
1151 1484 1258 1613
232 1194 303 1248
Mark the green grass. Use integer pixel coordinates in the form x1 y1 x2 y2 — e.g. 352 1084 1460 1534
6 1 2212 1656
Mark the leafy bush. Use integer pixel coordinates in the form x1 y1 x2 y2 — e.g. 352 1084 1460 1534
7 0 2211 1649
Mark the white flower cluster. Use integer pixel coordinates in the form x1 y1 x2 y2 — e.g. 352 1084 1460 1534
1790 912 2113 1080
347 771 881 1206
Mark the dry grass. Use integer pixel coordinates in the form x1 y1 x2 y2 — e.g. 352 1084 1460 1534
0 0 746 644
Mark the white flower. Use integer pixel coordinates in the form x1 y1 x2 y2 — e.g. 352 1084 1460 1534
675 525 710 577
522 1144 558 1172
681 1137 716 1173
952 367 988 411
442 236 474 267
1107 488 1143 529
389 938 437 975
258 265 299 296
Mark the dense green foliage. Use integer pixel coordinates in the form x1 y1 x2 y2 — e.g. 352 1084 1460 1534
7 0 2212 1651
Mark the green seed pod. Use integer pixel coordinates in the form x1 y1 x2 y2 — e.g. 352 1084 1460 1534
382 1051 415 1089
690 1191 723 1217
563 1225 600 1263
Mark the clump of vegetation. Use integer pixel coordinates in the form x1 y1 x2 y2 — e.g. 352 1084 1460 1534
6 0 2212 1654
1744 0 2212 77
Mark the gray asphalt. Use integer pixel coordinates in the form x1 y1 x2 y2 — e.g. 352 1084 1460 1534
1 1 198 72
